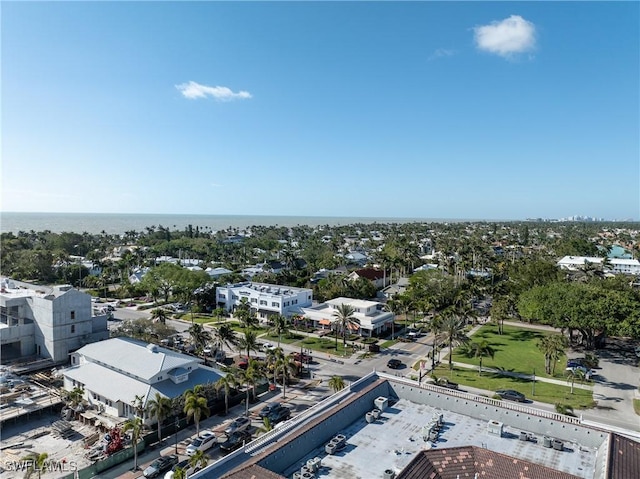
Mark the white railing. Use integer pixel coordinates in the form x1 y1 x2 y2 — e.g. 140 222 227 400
378 372 584 425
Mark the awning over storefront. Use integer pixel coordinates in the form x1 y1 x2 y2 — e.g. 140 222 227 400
319 319 331 326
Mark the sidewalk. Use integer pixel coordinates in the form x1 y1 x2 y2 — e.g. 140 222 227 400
450 361 593 390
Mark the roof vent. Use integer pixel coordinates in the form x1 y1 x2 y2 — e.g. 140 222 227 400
146 343 159 353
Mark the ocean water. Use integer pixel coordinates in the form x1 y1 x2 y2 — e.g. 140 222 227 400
0 212 460 236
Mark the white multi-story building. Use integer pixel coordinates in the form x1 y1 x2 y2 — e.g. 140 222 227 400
0 278 109 363
557 256 640 275
216 282 313 320
300 297 394 338
63 337 223 424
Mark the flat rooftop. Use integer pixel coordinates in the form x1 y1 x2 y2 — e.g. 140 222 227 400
281 398 597 479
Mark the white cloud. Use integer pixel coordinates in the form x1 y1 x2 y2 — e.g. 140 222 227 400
428 48 456 61
473 15 536 58
211 182 223 187
176 81 252 101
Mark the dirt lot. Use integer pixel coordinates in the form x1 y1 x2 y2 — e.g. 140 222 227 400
1 412 98 478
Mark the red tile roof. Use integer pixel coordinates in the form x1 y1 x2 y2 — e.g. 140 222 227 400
354 268 385 280
397 446 581 479
609 433 640 479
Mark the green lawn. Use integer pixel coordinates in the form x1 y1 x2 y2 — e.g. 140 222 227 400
380 339 398 349
433 365 595 410
297 335 353 357
260 332 305 345
634 399 640 416
451 324 567 379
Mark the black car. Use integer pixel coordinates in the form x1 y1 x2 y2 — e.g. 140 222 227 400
495 389 526 402
220 430 252 453
267 406 291 424
143 455 179 478
258 403 284 419
387 359 403 369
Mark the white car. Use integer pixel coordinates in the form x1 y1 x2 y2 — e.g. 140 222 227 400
224 416 251 435
185 430 217 456
566 365 595 379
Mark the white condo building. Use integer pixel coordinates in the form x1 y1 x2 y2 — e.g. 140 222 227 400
0 278 109 363
557 256 640 275
63 337 223 425
216 282 313 320
300 297 394 338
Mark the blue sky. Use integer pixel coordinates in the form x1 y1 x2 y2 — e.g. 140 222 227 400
2 1 639 221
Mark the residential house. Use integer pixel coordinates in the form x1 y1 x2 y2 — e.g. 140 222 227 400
348 268 389 290
206 267 234 280
557 256 640 275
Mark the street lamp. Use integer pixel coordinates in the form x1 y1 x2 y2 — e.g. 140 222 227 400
174 417 179 454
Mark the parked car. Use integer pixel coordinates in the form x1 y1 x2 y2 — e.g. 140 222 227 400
387 359 403 369
185 430 217 456
260 342 277 352
143 455 178 478
224 416 251 435
290 352 313 363
566 365 595 379
495 389 526 402
567 358 585 368
267 406 291 424
259 403 284 419
238 356 249 369
171 459 200 477
435 377 459 390
220 430 252 453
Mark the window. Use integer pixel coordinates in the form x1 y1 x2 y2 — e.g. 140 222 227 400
71 325 75 333
251 298 257 303
272 302 279 307
70 311 76 320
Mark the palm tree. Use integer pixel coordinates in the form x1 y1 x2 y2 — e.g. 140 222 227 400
237 329 260 359
256 417 273 436
436 312 469 370
147 393 172 443
188 323 212 353
266 347 285 387
269 314 290 347
150 308 169 324
277 354 299 399
22 452 49 479
123 416 143 471
328 375 346 393
173 467 187 479
64 386 85 411
468 340 495 375
183 392 210 437
131 394 145 418
189 449 209 472
332 303 359 347
214 374 237 415
566 368 586 394
555 403 575 416
211 323 239 353
238 359 266 413
537 334 567 375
